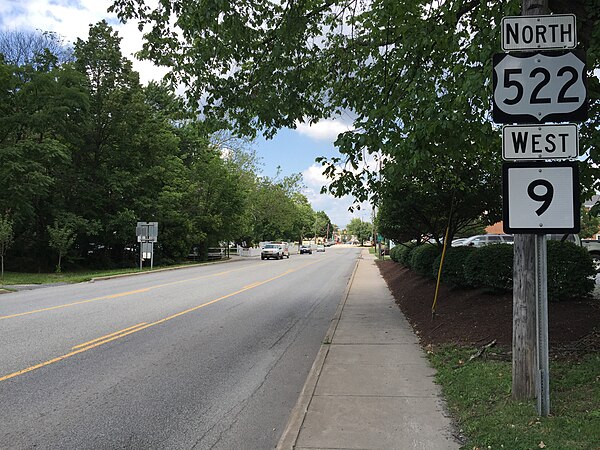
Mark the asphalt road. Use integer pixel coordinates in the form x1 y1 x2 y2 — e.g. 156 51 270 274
0 246 361 449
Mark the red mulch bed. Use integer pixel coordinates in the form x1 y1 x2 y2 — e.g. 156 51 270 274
377 260 600 355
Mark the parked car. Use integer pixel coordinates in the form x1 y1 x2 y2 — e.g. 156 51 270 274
451 238 468 247
581 238 600 272
456 234 514 247
261 243 285 260
299 245 312 254
316 244 325 252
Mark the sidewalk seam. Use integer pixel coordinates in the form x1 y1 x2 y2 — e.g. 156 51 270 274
276 256 361 450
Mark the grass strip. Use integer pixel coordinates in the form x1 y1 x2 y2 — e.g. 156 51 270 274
428 346 600 450
0 260 223 286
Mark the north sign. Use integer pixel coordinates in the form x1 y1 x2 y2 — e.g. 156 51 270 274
493 51 587 124
502 161 579 234
502 14 577 51
502 124 578 160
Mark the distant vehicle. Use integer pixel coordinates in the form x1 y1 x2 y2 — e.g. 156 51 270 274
275 242 290 258
299 245 312 254
456 234 514 247
261 243 285 260
316 244 325 252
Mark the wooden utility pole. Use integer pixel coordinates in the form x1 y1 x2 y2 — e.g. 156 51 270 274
511 0 550 400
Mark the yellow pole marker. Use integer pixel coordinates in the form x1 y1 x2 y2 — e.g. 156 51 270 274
0 258 327 383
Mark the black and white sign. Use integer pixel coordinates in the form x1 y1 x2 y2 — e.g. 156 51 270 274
136 221 158 242
493 51 587 124
502 124 578 160
502 14 577 51
503 161 579 234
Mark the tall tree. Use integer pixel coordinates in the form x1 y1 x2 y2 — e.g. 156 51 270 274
113 0 600 229
346 218 372 246
109 0 599 203
0 29 73 67
0 215 13 278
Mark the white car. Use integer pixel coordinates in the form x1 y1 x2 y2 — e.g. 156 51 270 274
261 244 285 260
451 238 468 247
316 244 325 252
456 234 514 247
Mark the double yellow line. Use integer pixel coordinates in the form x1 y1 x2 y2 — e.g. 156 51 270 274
0 265 253 321
0 261 321 383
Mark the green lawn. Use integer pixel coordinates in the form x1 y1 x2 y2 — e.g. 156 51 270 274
0 260 224 286
428 346 600 450
368 246 388 259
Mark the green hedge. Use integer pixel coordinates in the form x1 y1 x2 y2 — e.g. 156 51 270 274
547 240 595 300
389 245 401 262
396 242 417 267
390 240 595 301
464 244 514 292
432 246 477 287
410 244 440 278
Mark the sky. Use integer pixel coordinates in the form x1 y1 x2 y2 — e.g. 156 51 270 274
0 0 370 228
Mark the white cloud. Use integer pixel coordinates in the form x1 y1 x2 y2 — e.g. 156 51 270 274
295 119 353 142
0 0 168 85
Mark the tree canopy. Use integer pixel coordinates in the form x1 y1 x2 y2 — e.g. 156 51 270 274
0 24 325 271
109 0 599 243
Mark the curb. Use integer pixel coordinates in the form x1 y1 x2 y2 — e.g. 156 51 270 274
276 255 361 450
89 257 241 283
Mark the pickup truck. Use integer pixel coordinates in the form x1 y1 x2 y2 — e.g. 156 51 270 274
581 239 600 270
548 234 600 271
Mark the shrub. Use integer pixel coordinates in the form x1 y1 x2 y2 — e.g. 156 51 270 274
396 242 417 267
389 245 401 262
432 246 477 287
547 240 595 300
410 244 440 278
464 244 513 291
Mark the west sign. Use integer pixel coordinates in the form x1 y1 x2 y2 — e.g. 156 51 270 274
502 124 578 160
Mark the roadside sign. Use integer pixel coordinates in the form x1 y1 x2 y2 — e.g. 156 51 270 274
136 221 158 242
502 124 578 160
502 161 579 234
502 15 577 51
141 241 153 259
492 51 587 124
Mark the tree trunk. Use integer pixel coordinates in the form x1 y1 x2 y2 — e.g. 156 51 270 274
512 0 549 401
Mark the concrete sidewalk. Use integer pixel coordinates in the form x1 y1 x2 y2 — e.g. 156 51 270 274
277 250 460 450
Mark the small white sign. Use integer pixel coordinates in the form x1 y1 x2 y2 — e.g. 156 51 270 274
502 14 577 51
503 162 579 234
502 124 578 160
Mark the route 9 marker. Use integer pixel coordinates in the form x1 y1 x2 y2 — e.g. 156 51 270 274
493 50 587 124
502 161 579 234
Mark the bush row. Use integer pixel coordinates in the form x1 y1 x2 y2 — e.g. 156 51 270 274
390 241 595 301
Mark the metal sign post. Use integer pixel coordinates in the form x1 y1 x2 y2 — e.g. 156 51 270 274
535 234 550 416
